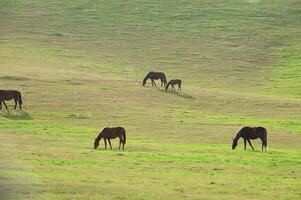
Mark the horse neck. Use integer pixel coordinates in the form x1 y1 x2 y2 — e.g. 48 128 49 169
166 82 171 89
161 74 166 82
143 73 151 83
95 132 103 142
233 131 242 142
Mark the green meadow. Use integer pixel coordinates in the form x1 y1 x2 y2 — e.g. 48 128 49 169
0 0 300 199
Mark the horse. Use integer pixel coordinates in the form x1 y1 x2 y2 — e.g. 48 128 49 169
94 127 126 150
165 79 182 91
142 71 167 87
0 90 22 110
232 126 268 151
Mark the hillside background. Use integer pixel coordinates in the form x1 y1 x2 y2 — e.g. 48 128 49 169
1 1 300 199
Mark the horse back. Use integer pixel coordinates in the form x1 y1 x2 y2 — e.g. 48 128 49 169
173 79 182 84
242 126 267 139
150 71 165 80
256 127 267 138
101 127 125 139
167 79 181 85
0 90 21 100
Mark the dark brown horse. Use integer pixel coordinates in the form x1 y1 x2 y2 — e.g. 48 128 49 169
142 71 167 87
165 79 182 91
232 126 268 151
0 90 22 110
94 127 126 150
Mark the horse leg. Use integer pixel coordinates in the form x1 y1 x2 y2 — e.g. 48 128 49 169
153 79 157 87
104 139 107 150
247 139 254 150
151 79 156 87
122 140 124 150
119 139 121 150
14 99 17 109
2 101 8 110
243 138 246 150
108 139 112 150
0 101 2 109
19 99 22 110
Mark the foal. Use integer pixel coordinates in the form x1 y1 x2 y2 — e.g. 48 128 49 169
94 127 126 150
232 126 268 151
165 79 182 91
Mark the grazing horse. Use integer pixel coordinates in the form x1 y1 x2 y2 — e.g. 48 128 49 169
142 71 167 87
232 126 268 151
94 127 126 150
0 90 22 110
165 79 182 91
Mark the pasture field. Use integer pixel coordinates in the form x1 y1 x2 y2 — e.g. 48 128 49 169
1 0 301 199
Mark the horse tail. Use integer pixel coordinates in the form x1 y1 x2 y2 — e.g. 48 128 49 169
165 82 170 90
264 128 268 148
122 128 126 145
18 92 22 105
162 73 167 85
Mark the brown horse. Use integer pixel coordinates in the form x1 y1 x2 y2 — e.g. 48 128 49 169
142 71 167 87
165 79 182 91
0 90 22 110
94 127 126 150
232 126 268 151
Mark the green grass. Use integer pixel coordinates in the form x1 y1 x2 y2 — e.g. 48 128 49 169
175 108 301 134
1 0 301 199
259 44 301 97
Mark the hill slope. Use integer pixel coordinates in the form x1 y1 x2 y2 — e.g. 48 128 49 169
1 1 300 199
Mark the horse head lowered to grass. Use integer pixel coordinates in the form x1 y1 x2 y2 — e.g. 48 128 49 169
165 79 182 91
232 126 268 151
94 127 126 150
142 71 167 87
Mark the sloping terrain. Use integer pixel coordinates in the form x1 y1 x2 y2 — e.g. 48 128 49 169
0 1 300 199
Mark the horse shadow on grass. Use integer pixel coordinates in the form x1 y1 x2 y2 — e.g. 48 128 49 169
158 88 195 100
0 110 32 120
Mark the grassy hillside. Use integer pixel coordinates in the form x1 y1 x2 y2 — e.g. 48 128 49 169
0 0 300 199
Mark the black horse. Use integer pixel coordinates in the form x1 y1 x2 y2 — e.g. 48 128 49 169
0 90 22 110
166 79 182 91
232 126 268 151
142 71 167 87
94 127 126 150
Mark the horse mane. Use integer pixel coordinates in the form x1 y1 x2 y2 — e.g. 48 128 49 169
233 127 244 142
95 129 104 142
